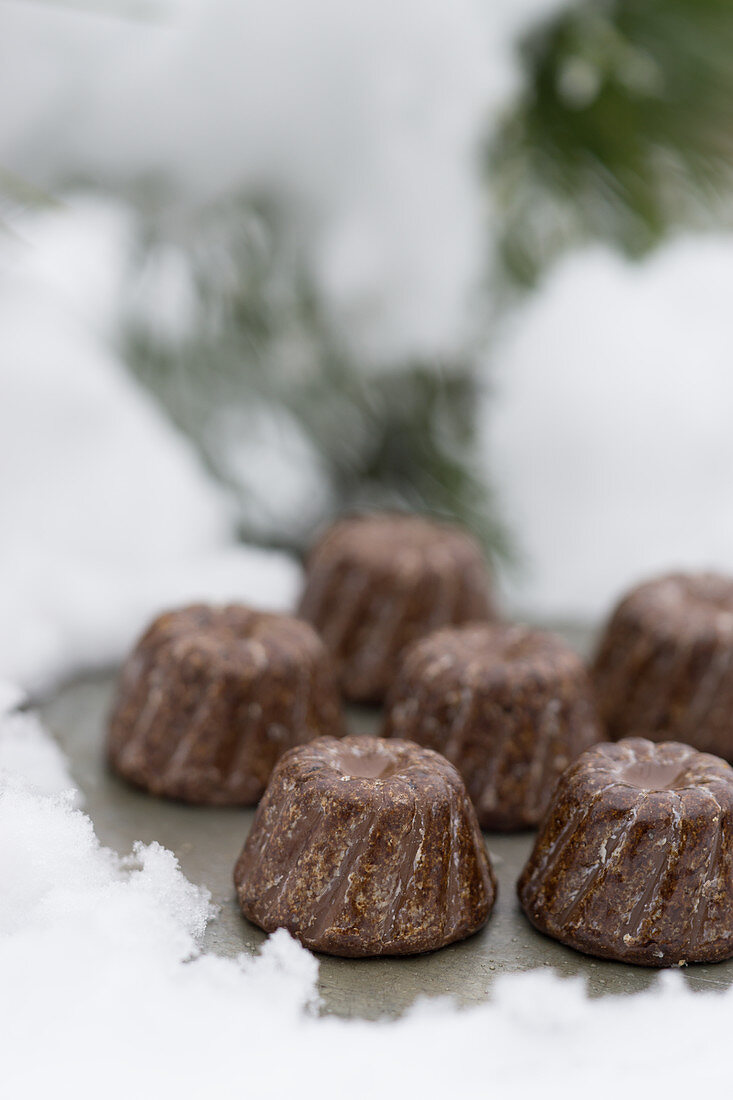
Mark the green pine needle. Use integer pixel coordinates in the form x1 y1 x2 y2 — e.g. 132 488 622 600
492 0 733 285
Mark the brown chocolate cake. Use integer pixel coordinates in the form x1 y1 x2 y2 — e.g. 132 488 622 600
593 572 733 760
108 604 344 804
298 513 496 703
518 738 733 966
383 624 600 830
234 734 496 956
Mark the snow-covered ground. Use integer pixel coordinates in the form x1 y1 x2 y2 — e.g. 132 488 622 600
0 686 729 1098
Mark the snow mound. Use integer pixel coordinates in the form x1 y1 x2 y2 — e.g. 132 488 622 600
0 702 77 801
0 198 300 692
489 237 733 621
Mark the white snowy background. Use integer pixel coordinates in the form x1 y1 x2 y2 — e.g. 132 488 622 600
488 237 733 621
2 1 733 1094
0 197 300 691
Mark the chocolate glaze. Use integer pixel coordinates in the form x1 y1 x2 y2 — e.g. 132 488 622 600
107 604 344 804
518 738 733 966
593 572 733 760
383 624 601 830
234 734 496 956
298 513 496 704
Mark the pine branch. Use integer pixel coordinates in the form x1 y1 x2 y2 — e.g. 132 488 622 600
0 169 59 237
492 0 733 285
123 198 512 565
122 0 733 564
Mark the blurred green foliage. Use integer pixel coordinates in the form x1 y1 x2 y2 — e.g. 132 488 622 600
0 169 56 236
126 199 510 559
495 0 733 286
117 0 733 559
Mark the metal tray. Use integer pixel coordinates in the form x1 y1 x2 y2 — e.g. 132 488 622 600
41 650 733 1020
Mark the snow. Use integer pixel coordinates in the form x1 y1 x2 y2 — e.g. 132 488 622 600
0 691 730 1096
0 703 76 802
488 237 733 622
0 197 299 693
0 688 729 1097
0 0 564 367
0 683 26 715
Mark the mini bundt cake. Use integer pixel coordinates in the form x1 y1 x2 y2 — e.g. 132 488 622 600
298 513 497 703
593 572 733 760
234 734 496 956
383 624 601 830
518 738 733 966
108 604 344 804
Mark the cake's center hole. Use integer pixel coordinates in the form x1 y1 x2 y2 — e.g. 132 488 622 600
622 760 688 791
337 749 400 780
